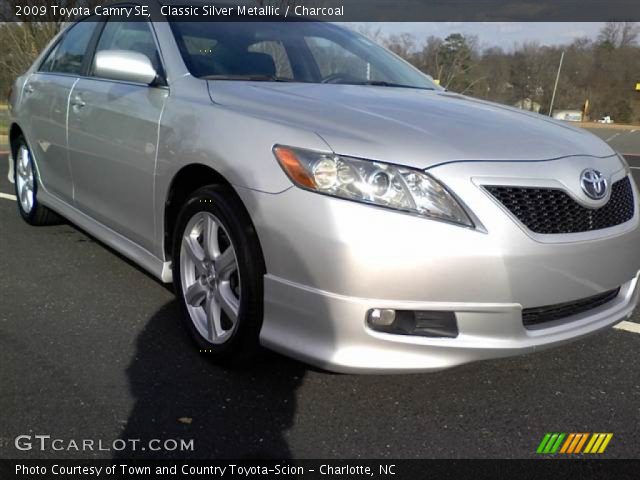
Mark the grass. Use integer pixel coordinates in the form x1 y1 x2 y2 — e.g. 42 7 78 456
0 104 8 139
0 116 8 137
0 104 7 147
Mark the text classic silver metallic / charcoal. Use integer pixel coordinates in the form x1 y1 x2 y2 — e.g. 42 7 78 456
8 4 640 373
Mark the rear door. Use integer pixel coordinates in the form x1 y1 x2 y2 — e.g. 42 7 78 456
20 19 101 203
67 18 168 252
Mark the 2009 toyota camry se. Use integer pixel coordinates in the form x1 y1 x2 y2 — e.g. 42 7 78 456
8 6 640 373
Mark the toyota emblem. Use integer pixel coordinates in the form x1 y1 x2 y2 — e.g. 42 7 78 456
580 169 608 200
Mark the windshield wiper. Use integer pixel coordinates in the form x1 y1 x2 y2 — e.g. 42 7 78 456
202 74 297 82
349 80 435 90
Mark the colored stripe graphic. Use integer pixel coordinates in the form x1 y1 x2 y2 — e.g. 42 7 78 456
544 434 559 453
536 433 552 454
550 433 565 453
598 434 613 453
538 433 612 454
584 434 600 453
584 433 614 454
567 433 581 453
573 433 589 454
560 433 575 453
537 433 565 454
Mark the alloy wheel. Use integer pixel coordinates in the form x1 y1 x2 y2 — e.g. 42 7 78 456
180 212 241 344
15 145 35 214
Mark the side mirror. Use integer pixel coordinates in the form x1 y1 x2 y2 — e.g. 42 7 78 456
93 50 158 85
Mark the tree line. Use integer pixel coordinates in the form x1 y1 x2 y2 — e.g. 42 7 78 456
363 22 640 123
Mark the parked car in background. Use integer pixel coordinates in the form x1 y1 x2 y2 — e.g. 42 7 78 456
8 3 640 373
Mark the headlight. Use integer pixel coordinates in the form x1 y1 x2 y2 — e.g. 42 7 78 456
273 145 473 227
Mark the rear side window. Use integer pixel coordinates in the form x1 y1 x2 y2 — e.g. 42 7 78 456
93 20 162 74
40 20 98 75
40 42 61 72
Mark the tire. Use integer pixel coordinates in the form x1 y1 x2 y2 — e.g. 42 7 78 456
172 185 265 362
13 136 61 226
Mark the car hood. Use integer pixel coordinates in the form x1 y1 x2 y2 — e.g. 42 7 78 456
207 81 615 169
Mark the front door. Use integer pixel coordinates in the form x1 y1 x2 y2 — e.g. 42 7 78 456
67 19 167 252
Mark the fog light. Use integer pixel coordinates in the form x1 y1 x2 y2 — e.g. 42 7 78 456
366 309 458 338
367 308 396 326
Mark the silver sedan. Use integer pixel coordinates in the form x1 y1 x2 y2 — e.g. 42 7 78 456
8 7 640 373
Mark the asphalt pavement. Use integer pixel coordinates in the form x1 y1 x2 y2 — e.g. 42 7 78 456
583 126 640 158
1 149 640 460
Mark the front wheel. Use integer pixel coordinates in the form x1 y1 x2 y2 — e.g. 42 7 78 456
172 185 265 362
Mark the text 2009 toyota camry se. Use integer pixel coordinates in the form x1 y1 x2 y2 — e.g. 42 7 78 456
8 11 640 373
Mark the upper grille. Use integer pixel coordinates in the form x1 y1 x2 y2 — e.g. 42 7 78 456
485 177 634 234
522 288 620 328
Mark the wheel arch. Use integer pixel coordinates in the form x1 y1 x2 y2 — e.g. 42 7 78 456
163 163 265 270
9 123 24 158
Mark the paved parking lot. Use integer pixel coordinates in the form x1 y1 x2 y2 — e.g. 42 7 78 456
584 126 640 158
1 149 640 460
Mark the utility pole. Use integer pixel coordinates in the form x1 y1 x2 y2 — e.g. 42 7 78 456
549 51 565 117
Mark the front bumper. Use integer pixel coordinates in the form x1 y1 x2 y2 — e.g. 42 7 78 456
237 162 640 373
260 271 638 373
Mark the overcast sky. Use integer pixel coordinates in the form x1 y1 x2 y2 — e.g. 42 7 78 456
352 23 605 49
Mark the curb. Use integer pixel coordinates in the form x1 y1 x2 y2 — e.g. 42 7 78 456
578 123 639 131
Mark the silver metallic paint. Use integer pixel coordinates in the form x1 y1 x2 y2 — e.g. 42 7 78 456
93 50 158 85
9 12 640 372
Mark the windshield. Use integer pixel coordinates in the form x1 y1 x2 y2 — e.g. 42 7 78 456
169 21 438 89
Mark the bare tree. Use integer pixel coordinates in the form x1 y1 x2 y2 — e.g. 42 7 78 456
383 33 417 61
598 22 640 48
620 22 640 47
353 24 385 44
413 36 442 78
0 24 60 80
0 0 102 83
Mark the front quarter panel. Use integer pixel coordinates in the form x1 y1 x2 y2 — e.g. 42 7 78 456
154 76 330 255
155 76 330 254
8 75 26 116
156 77 329 193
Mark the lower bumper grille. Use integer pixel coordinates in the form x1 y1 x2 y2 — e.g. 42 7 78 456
522 288 620 328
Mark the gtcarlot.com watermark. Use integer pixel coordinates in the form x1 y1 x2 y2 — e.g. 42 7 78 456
13 435 194 453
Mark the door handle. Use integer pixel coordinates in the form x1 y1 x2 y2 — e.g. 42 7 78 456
71 95 86 109
24 84 34 95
